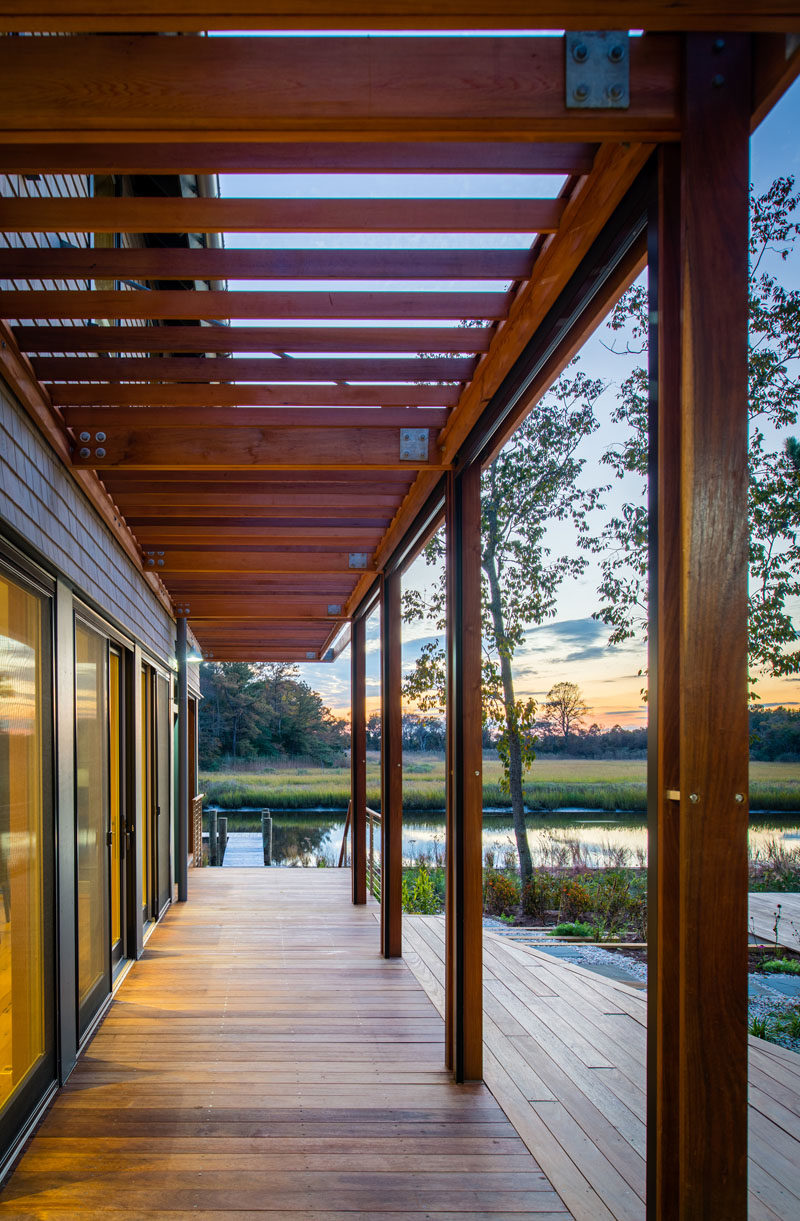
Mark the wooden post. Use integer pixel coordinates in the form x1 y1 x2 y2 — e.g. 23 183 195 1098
176 615 189 902
351 613 367 904
647 34 751 1220
380 571 403 958
445 465 483 1082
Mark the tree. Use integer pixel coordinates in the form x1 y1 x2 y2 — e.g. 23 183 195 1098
403 370 606 885
594 176 800 682
541 681 590 740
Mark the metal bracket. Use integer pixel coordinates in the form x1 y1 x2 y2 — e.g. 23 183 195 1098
566 31 629 109
305 651 317 659
400 428 429 462
348 553 369 570
327 603 342 615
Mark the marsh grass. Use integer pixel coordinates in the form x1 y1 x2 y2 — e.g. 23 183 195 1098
201 754 800 812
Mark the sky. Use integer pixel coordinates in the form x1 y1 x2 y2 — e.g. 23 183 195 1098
221 74 800 729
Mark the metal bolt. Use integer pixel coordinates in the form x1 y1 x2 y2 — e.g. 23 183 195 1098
157 559 164 567
712 73 725 87
95 431 106 442
78 447 91 459
572 42 589 63
607 83 624 102
573 83 590 103
689 793 700 804
146 557 155 566
79 431 91 442
608 43 625 63
713 37 726 52
734 793 744 803
95 447 106 458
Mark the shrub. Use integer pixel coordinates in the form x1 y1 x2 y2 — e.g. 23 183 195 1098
484 871 520 916
558 877 593 921
522 872 560 918
762 958 800 975
549 921 594 937
402 864 441 914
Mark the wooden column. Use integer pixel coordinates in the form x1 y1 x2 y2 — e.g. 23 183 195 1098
350 612 367 905
445 465 484 1083
380 571 403 958
176 616 189 903
647 34 751 1220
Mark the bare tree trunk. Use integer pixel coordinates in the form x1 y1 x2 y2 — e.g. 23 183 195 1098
484 548 534 888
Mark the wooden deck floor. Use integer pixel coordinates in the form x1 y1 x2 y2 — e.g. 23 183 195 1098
749 892 800 949
404 916 800 1221
0 870 569 1220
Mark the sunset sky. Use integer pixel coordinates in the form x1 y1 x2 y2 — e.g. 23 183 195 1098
232 76 800 729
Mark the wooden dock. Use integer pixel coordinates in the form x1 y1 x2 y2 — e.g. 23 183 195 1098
404 916 800 1221
0 870 569 1219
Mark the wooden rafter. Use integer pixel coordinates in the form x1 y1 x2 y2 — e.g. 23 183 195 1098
2 290 510 321
51 384 461 407
0 35 680 142
33 356 475 382
1 3 795 34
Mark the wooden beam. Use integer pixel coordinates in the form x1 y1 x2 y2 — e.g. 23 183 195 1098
2 5 795 34
64 407 450 430
50 383 461 408
15 325 495 354
71 426 447 470
380 572 402 959
445 464 483 1084
196 648 332 661
108 493 405 510
0 35 680 142
4 290 509 322
146 551 375 574
651 35 751 1221
34 355 475 383
0 139 598 175
3 250 530 285
0 196 565 234
351 610 368 903
133 524 385 544
175 598 348 619
104 468 414 486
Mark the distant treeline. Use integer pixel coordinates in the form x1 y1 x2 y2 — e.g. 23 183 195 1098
199 662 348 768
368 707 800 761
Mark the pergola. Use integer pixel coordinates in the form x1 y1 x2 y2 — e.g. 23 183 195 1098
0 6 798 1217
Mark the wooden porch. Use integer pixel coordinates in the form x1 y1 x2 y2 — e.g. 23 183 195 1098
0 869 569 1220
405 917 800 1221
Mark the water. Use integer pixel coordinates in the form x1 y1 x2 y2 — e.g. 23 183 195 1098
207 810 800 868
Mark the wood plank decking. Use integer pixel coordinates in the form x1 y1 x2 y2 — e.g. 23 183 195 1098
403 916 800 1221
0 870 570 1220
749 893 800 950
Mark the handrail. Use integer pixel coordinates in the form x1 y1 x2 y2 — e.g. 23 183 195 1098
366 806 381 901
338 800 352 867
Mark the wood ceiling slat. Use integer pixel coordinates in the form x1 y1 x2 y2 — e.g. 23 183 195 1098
0 140 598 175
5 290 509 321
36 355 475 382
65 408 450 429
103 469 415 485
108 494 405 508
52 383 461 407
0 197 565 234
169 599 348 618
0 35 679 141
73 427 447 470
166 576 357 592
152 552 377 573
0 5 789 35
135 525 385 542
15 326 494 354
126 515 394 527
4 250 530 284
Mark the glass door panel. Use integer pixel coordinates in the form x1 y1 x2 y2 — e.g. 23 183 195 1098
109 650 123 967
0 568 54 1155
75 623 110 1036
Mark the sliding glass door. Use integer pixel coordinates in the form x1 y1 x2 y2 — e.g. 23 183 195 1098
0 563 55 1157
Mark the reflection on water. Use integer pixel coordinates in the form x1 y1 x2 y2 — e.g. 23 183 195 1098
212 810 800 868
